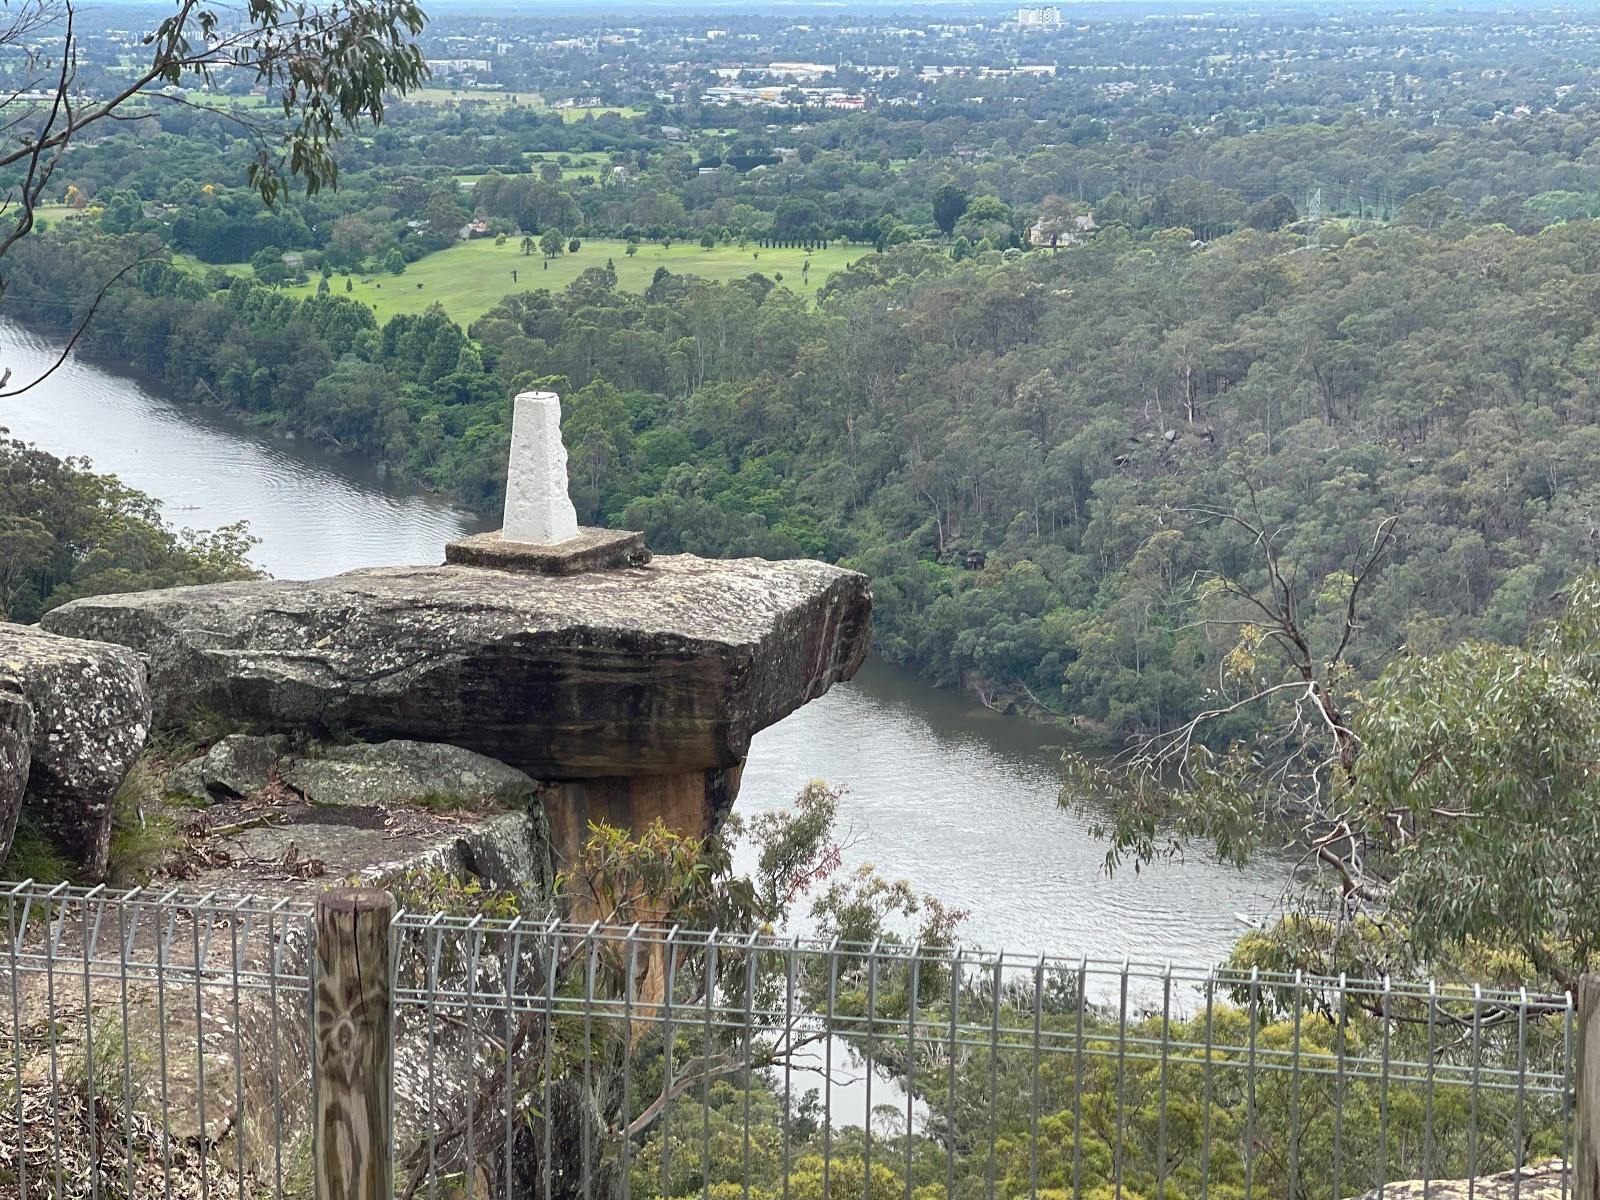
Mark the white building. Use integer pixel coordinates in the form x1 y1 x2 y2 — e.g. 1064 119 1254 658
1016 7 1062 31
427 58 492 74
766 62 836 80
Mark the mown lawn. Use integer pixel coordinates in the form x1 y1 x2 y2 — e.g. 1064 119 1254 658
170 252 247 276
456 155 612 189
31 203 87 225
174 89 643 120
277 237 868 324
398 89 644 121
400 88 535 110
527 152 612 180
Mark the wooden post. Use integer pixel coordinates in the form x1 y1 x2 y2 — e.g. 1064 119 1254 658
1578 975 1600 1200
314 888 395 1200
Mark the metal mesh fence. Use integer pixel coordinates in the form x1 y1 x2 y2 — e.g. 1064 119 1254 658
388 918 1575 1200
1 881 316 1200
0 883 1579 1200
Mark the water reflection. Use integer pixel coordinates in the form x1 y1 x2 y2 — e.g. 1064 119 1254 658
743 659 1293 964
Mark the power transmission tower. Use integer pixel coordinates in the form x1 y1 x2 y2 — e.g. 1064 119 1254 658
1306 186 1323 250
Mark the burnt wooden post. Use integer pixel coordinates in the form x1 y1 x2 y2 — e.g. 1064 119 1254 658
314 888 395 1200
1578 975 1600 1200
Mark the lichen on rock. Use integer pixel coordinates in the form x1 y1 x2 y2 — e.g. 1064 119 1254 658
282 739 539 809
201 732 291 800
0 621 152 877
0 681 34 863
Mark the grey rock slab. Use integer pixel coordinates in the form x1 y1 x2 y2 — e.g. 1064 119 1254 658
201 733 289 800
0 622 152 877
282 739 538 808
0 683 33 863
160 755 209 805
42 555 871 779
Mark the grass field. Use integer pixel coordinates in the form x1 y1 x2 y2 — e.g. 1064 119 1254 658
528 152 612 180
276 237 866 324
195 93 272 110
457 153 611 189
399 89 644 121
537 103 646 123
30 203 85 224
402 88 534 110
152 88 641 120
170 252 247 276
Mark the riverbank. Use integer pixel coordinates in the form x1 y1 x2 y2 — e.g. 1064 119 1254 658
1 231 1103 732
0 321 486 578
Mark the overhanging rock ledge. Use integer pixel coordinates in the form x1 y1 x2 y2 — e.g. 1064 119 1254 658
20 387 871 880
40 553 871 783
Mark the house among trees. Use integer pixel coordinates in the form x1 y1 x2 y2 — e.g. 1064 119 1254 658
1029 212 1098 247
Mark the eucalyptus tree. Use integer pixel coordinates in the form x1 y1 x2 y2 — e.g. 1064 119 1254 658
0 0 428 391
1071 485 1600 989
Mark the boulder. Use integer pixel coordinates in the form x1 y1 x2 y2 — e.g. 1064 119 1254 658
0 683 33 863
0 622 153 876
201 733 289 799
42 555 870 780
157 733 288 804
282 740 538 808
160 755 209 805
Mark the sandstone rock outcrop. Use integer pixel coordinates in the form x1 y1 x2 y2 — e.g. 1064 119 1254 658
1344 1161 1566 1200
0 682 33 862
201 733 290 800
282 740 539 808
42 555 870 780
0 622 153 876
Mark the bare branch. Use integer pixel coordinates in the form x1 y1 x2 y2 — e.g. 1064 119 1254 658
0 247 170 397
1330 513 1399 670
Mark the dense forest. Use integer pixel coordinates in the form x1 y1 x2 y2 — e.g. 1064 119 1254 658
42 85 1600 269
31 0 1600 280
11 0 1600 750
11 204 1600 741
8 0 1600 893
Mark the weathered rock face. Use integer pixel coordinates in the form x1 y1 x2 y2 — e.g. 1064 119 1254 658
282 740 539 808
1345 1162 1567 1200
202 733 290 800
0 683 34 863
544 767 741 871
42 555 871 780
0 622 153 876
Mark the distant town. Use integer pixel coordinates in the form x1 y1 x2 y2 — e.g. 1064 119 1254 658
17 2 1597 136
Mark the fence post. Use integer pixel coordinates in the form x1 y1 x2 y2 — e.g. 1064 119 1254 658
314 887 395 1200
1578 975 1600 1200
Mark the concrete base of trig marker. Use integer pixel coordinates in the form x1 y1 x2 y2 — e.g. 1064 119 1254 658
445 526 651 575
502 391 580 545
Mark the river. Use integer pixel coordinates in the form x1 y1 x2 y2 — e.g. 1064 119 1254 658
0 321 1294 965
